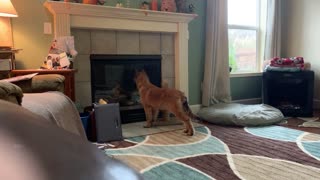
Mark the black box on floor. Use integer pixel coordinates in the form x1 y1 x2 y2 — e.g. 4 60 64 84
93 103 123 142
262 71 314 117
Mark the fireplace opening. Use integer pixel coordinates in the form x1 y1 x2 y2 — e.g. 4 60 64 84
90 54 161 123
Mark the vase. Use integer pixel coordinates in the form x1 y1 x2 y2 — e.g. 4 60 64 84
151 0 158 11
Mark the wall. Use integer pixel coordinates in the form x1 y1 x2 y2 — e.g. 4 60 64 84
10 0 207 105
230 76 262 101
11 0 53 69
282 0 320 100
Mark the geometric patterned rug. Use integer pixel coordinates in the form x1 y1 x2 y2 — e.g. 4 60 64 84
103 123 320 180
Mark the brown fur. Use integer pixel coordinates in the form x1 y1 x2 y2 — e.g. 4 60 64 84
134 70 197 136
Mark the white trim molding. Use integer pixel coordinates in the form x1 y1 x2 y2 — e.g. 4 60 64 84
44 1 197 98
190 104 202 114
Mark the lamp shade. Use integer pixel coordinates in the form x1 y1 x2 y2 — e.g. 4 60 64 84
0 0 18 17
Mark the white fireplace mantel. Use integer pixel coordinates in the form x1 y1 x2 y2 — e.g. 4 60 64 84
44 1 197 98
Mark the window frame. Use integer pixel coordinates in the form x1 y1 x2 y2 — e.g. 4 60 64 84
228 0 262 75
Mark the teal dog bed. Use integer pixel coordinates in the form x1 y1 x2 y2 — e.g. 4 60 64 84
198 103 284 126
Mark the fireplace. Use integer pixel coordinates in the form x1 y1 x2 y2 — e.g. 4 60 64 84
90 54 161 123
45 1 196 104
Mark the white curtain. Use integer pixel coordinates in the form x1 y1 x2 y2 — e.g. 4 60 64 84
264 0 282 60
202 0 231 107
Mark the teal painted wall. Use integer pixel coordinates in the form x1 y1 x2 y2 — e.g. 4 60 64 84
188 0 207 104
230 76 262 101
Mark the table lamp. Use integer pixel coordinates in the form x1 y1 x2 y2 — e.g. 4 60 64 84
0 0 18 48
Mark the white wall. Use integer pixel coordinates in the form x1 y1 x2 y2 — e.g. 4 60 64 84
282 0 320 100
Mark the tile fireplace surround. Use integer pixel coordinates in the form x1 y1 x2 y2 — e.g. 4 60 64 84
44 1 197 106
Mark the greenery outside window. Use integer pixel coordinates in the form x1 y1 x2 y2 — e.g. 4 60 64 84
228 0 267 74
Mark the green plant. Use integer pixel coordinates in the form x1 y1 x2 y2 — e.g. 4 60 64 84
228 43 238 72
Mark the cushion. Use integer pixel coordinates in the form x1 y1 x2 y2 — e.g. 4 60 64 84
198 103 284 126
0 82 23 105
13 74 65 93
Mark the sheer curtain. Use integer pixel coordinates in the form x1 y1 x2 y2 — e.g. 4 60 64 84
202 0 231 106
264 0 282 60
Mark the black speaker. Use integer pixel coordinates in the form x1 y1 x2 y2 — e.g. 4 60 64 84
262 71 314 117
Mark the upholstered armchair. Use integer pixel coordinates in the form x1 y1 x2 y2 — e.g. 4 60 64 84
0 74 65 105
0 74 86 139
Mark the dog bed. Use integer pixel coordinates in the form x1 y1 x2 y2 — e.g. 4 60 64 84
198 103 284 126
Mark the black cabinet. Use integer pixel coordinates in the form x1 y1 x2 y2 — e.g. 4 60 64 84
262 71 314 117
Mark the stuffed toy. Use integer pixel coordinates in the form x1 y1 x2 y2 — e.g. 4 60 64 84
161 0 177 12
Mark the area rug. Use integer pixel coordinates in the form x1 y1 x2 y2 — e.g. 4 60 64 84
103 123 320 180
122 118 203 138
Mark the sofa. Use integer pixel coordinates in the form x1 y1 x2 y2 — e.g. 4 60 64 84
0 99 142 180
0 74 86 139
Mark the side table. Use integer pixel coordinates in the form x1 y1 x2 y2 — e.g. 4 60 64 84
10 69 77 101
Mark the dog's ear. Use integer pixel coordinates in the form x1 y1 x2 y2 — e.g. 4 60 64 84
141 70 147 76
134 69 139 81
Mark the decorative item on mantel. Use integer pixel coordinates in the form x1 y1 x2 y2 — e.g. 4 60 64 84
82 0 97 4
63 0 81 3
115 0 123 8
161 0 177 12
175 0 188 13
97 0 106 5
151 0 158 11
140 1 150 10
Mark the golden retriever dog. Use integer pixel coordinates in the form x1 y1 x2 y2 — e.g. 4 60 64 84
134 70 199 136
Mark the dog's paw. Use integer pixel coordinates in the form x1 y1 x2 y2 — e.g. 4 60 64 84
183 129 188 133
183 129 194 136
187 131 194 136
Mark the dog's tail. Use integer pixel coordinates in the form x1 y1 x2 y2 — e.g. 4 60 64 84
181 96 202 121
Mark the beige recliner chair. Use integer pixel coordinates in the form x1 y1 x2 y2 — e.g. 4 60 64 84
0 75 86 139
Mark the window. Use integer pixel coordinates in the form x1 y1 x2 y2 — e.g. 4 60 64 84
228 0 267 74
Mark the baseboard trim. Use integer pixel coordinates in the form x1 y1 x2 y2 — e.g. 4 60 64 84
190 104 202 114
314 99 320 110
232 98 262 104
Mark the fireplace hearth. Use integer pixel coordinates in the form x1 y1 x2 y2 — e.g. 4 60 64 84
90 54 161 123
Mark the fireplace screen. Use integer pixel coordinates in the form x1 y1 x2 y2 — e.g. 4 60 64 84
90 54 161 123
